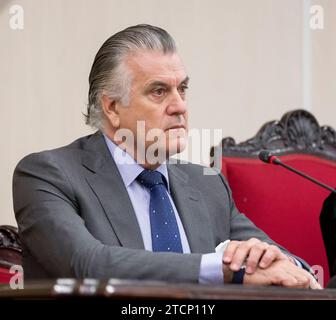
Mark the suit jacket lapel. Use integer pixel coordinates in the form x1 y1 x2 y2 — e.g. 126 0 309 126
168 165 216 253
80 132 215 253
82 132 144 249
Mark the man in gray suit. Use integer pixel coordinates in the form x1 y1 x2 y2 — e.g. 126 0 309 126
13 24 319 288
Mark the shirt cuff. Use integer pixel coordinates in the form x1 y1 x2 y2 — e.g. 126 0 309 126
285 253 303 268
199 251 224 284
292 257 303 268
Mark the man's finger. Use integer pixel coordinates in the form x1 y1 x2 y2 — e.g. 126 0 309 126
224 238 261 268
222 241 240 264
307 272 322 289
245 243 269 274
286 263 317 289
310 277 322 289
259 245 282 269
291 272 310 289
229 242 253 271
280 275 300 288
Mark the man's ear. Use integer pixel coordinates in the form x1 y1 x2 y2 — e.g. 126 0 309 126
101 94 120 128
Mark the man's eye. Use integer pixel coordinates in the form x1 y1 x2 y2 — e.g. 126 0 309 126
178 85 189 95
152 88 165 96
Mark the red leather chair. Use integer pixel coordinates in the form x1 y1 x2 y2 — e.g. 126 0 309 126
0 225 22 284
211 110 336 287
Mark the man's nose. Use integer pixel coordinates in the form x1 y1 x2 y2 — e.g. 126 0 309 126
166 90 187 115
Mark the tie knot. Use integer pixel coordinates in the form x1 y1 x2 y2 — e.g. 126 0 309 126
137 170 165 189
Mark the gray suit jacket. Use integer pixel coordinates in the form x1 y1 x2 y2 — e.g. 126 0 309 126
13 131 308 281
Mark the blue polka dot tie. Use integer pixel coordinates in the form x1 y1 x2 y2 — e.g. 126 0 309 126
137 170 183 253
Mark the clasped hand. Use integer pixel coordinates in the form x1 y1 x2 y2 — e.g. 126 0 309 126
222 238 321 289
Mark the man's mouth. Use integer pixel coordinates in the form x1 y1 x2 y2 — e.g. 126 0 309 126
165 124 186 131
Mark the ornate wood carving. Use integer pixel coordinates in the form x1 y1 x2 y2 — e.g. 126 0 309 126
0 225 22 268
211 109 336 161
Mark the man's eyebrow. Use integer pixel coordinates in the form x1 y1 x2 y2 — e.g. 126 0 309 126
146 81 169 88
145 76 190 88
179 76 189 86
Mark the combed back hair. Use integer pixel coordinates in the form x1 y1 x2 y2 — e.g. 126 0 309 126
86 24 177 130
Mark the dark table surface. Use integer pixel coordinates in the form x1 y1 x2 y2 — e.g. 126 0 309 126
1 279 336 300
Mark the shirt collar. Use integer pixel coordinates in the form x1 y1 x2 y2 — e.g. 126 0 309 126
103 134 170 190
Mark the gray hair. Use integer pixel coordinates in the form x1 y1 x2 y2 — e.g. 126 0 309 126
86 24 177 130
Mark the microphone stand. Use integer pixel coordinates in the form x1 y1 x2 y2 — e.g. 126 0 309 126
276 160 336 193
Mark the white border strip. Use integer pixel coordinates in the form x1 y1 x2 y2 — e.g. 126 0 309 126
302 0 312 111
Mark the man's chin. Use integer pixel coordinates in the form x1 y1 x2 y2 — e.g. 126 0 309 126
141 136 187 166
166 138 187 158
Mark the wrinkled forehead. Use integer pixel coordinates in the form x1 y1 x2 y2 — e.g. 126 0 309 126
124 50 188 87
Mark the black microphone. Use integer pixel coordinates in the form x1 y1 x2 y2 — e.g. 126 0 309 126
258 150 336 193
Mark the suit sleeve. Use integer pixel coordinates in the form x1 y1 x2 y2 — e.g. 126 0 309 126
13 152 202 282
